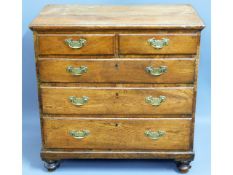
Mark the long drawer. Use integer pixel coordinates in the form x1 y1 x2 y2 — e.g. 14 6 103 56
119 34 198 55
38 58 195 83
41 86 193 114
38 34 115 55
43 117 192 150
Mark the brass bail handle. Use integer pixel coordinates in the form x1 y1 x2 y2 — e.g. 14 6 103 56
148 38 169 49
65 38 87 49
144 130 166 140
145 66 167 76
69 130 90 139
66 66 88 76
145 95 166 106
68 96 89 106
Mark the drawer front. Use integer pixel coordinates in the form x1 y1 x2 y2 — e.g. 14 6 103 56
119 34 198 54
41 87 193 114
38 34 115 55
43 117 192 150
39 58 195 83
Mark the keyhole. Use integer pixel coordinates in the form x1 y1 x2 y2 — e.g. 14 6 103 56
115 63 119 69
115 92 119 98
115 123 119 127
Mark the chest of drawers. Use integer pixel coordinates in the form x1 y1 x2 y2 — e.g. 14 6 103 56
29 4 204 173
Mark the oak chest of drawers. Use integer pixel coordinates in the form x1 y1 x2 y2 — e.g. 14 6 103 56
29 4 204 173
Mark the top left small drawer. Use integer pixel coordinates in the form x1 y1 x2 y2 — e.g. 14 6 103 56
37 34 115 55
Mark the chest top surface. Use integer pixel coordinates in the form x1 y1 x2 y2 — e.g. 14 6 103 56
30 4 204 30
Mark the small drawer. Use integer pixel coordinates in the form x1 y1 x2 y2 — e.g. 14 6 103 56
41 86 193 115
119 34 198 55
38 58 195 83
43 117 192 150
38 34 115 55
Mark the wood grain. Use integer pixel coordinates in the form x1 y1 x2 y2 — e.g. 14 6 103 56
43 117 192 150
43 114 192 118
41 83 193 88
41 149 194 160
41 86 194 114
29 4 205 30
28 4 205 166
38 58 195 83
119 34 198 55
38 34 115 55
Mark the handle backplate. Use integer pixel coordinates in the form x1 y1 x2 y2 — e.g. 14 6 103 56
69 130 90 139
68 96 89 106
145 95 166 106
144 130 166 140
148 38 169 49
145 66 167 76
65 38 87 49
66 66 88 76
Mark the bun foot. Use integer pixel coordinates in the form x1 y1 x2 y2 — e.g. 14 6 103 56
44 160 60 172
176 160 191 173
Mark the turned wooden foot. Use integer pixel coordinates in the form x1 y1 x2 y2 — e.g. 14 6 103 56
175 160 191 173
44 160 60 172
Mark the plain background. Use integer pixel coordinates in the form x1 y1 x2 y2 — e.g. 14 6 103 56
23 0 210 175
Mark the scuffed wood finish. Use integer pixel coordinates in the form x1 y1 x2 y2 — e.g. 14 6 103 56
41 83 193 88
29 4 205 172
38 34 115 55
41 149 194 160
29 4 204 30
41 86 193 115
38 58 195 83
119 34 198 55
43 117 192 150
43 114 192 118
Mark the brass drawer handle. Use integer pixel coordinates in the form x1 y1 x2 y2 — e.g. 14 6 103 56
148 38 169 49
66 66 88 76
68 96 89 106
69 130 90 139
65 38 87 49
145 96 166 106
145 130 166 140
145 66 167 76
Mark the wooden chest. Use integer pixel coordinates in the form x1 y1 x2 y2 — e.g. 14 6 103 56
29 4 204 173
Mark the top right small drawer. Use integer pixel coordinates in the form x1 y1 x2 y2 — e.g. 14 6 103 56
119 33 199 55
